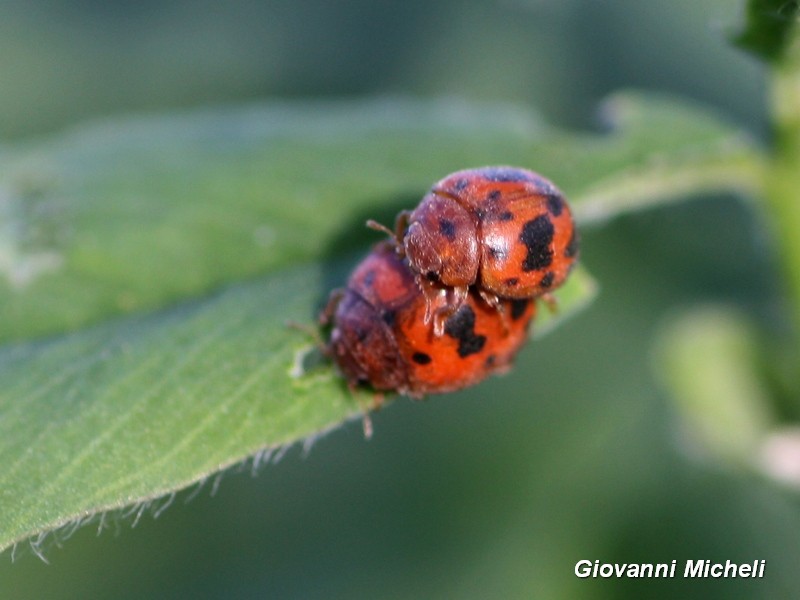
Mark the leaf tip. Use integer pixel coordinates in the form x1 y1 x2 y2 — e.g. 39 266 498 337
731 0 800 63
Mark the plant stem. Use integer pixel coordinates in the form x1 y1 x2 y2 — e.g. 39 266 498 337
768 31 800 340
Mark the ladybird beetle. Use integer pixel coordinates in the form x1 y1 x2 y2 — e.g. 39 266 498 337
370 166 578 334
322 241 536 399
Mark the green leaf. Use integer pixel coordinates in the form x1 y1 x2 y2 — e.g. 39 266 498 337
0 94 763 342
0 263 360 554
733 0 800 63
0 94 761 552
569 92 765 226
0 259 594 554
654 306 775 466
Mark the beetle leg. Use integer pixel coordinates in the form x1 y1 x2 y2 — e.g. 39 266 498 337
477 288 509 334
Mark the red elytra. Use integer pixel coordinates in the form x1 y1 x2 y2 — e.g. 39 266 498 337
322 242 535 399
372 166 578 334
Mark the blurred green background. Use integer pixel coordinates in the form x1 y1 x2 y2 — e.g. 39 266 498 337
2 0 797 598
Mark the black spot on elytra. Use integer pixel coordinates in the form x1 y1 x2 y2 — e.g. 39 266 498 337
487 189 501 202
504 277 519 287
444 305 486 357
381 310 396 326
520 215 554 272
363 269 376 286
488 245 507 260
425 271 440 282
481 167 536 183
439 218 456 240
498 211 514 221
485 354 496 368
453 178 469 191
510 299 528 320
412 352 432 365
546 194 564 216
565 227 579 258
540 271 555 288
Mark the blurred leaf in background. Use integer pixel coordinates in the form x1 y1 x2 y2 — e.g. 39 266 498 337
733 0 800 62
0 0 765 138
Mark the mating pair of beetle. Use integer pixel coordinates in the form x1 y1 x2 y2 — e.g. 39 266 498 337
321 166 579 400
